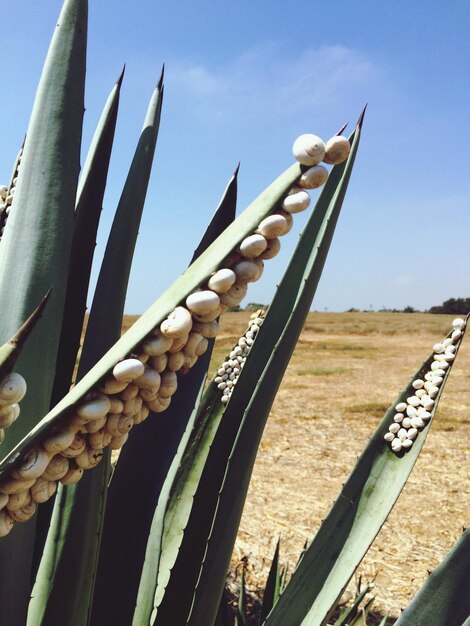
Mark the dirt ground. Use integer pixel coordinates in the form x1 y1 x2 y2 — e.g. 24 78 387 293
210 311 470 621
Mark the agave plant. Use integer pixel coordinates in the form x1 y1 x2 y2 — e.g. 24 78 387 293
0 2 468 626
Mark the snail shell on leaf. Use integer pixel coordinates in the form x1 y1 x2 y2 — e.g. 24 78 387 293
323 135 350 165
30 478 57 503
149 353 168 373
60 433 87 458
298 164 329 190
60 466 84 486
159 371 178 398
282 188 310 214
219 282 248 307
168 334 189 353
233 260 262 283
191 320 220 339
160 307 193 338
75 447 104 470
76 394 111 420
256 214 289 239
9 500 36 523
42 456 70 481
239 234 267 258
99 375 129 395
12 447 51 481
192 306 222 323
167 351 185 372
184 332 207 358
0 372 27 406
140 333 172 357
259 237 281 260
207 269 236 294
145 395 171 413
85 415 108 433
134 366 161 392
292 134 326 166
186 290 221 316
113 359 145 383
0 477 36 495
0 405 16 428
6 490 31 512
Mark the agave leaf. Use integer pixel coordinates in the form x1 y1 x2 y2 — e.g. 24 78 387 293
90 166 238 626
28 75 163 626
0 291 51 382
378 616 389 626
0 156 303 475
144 122 362 626
186 134 362 624
237 569 248 626
50 67 124 408
263 317 468 626
394 526 470 626
31 68 124 582
333 582 371 626
0 2 87 623
259 539 282 624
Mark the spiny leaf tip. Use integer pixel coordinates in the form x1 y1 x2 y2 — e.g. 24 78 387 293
357 104 368 128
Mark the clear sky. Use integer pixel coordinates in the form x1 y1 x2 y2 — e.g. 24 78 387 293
1 1 469 313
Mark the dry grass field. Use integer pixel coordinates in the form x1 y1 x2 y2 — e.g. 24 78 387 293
123 311 470 621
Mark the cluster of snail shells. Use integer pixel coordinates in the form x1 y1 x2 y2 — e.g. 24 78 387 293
292 132 351 190
0 130 351 536
384 318 466 454
214 311 265 404
0 152 21 238
0 372 26 444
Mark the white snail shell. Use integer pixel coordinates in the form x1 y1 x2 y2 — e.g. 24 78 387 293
160 307 193 338
239 234 267 258
233 260 262 283
207 269 236 294
298 164 329 190
256 214 289 239
292 134 326 166
259 237 281 260
282 188 311 214
0 372 27 405
323 136 350 165
140 333 172 357
113 358 145 383
186 291 221 316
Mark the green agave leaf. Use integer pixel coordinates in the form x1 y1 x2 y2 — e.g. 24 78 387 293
90 166 238 626
378 616 389 626
0 141 23 241
259 539 282 624
28 75 163 626
263 317 468 626
0 291 51 382
32 67 124 582
333 581 371 626
0 155 303 475
395 526 470 626
0 2 87 623
50 67 124 408
144 122 361 626
185 122 362 626
237 569 248 626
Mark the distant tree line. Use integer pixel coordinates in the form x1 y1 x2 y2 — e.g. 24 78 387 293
428 298 470 315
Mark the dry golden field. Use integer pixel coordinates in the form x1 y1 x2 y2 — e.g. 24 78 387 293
123 311 470 621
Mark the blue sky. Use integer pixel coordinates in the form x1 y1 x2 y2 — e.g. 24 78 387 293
1 1 469 313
